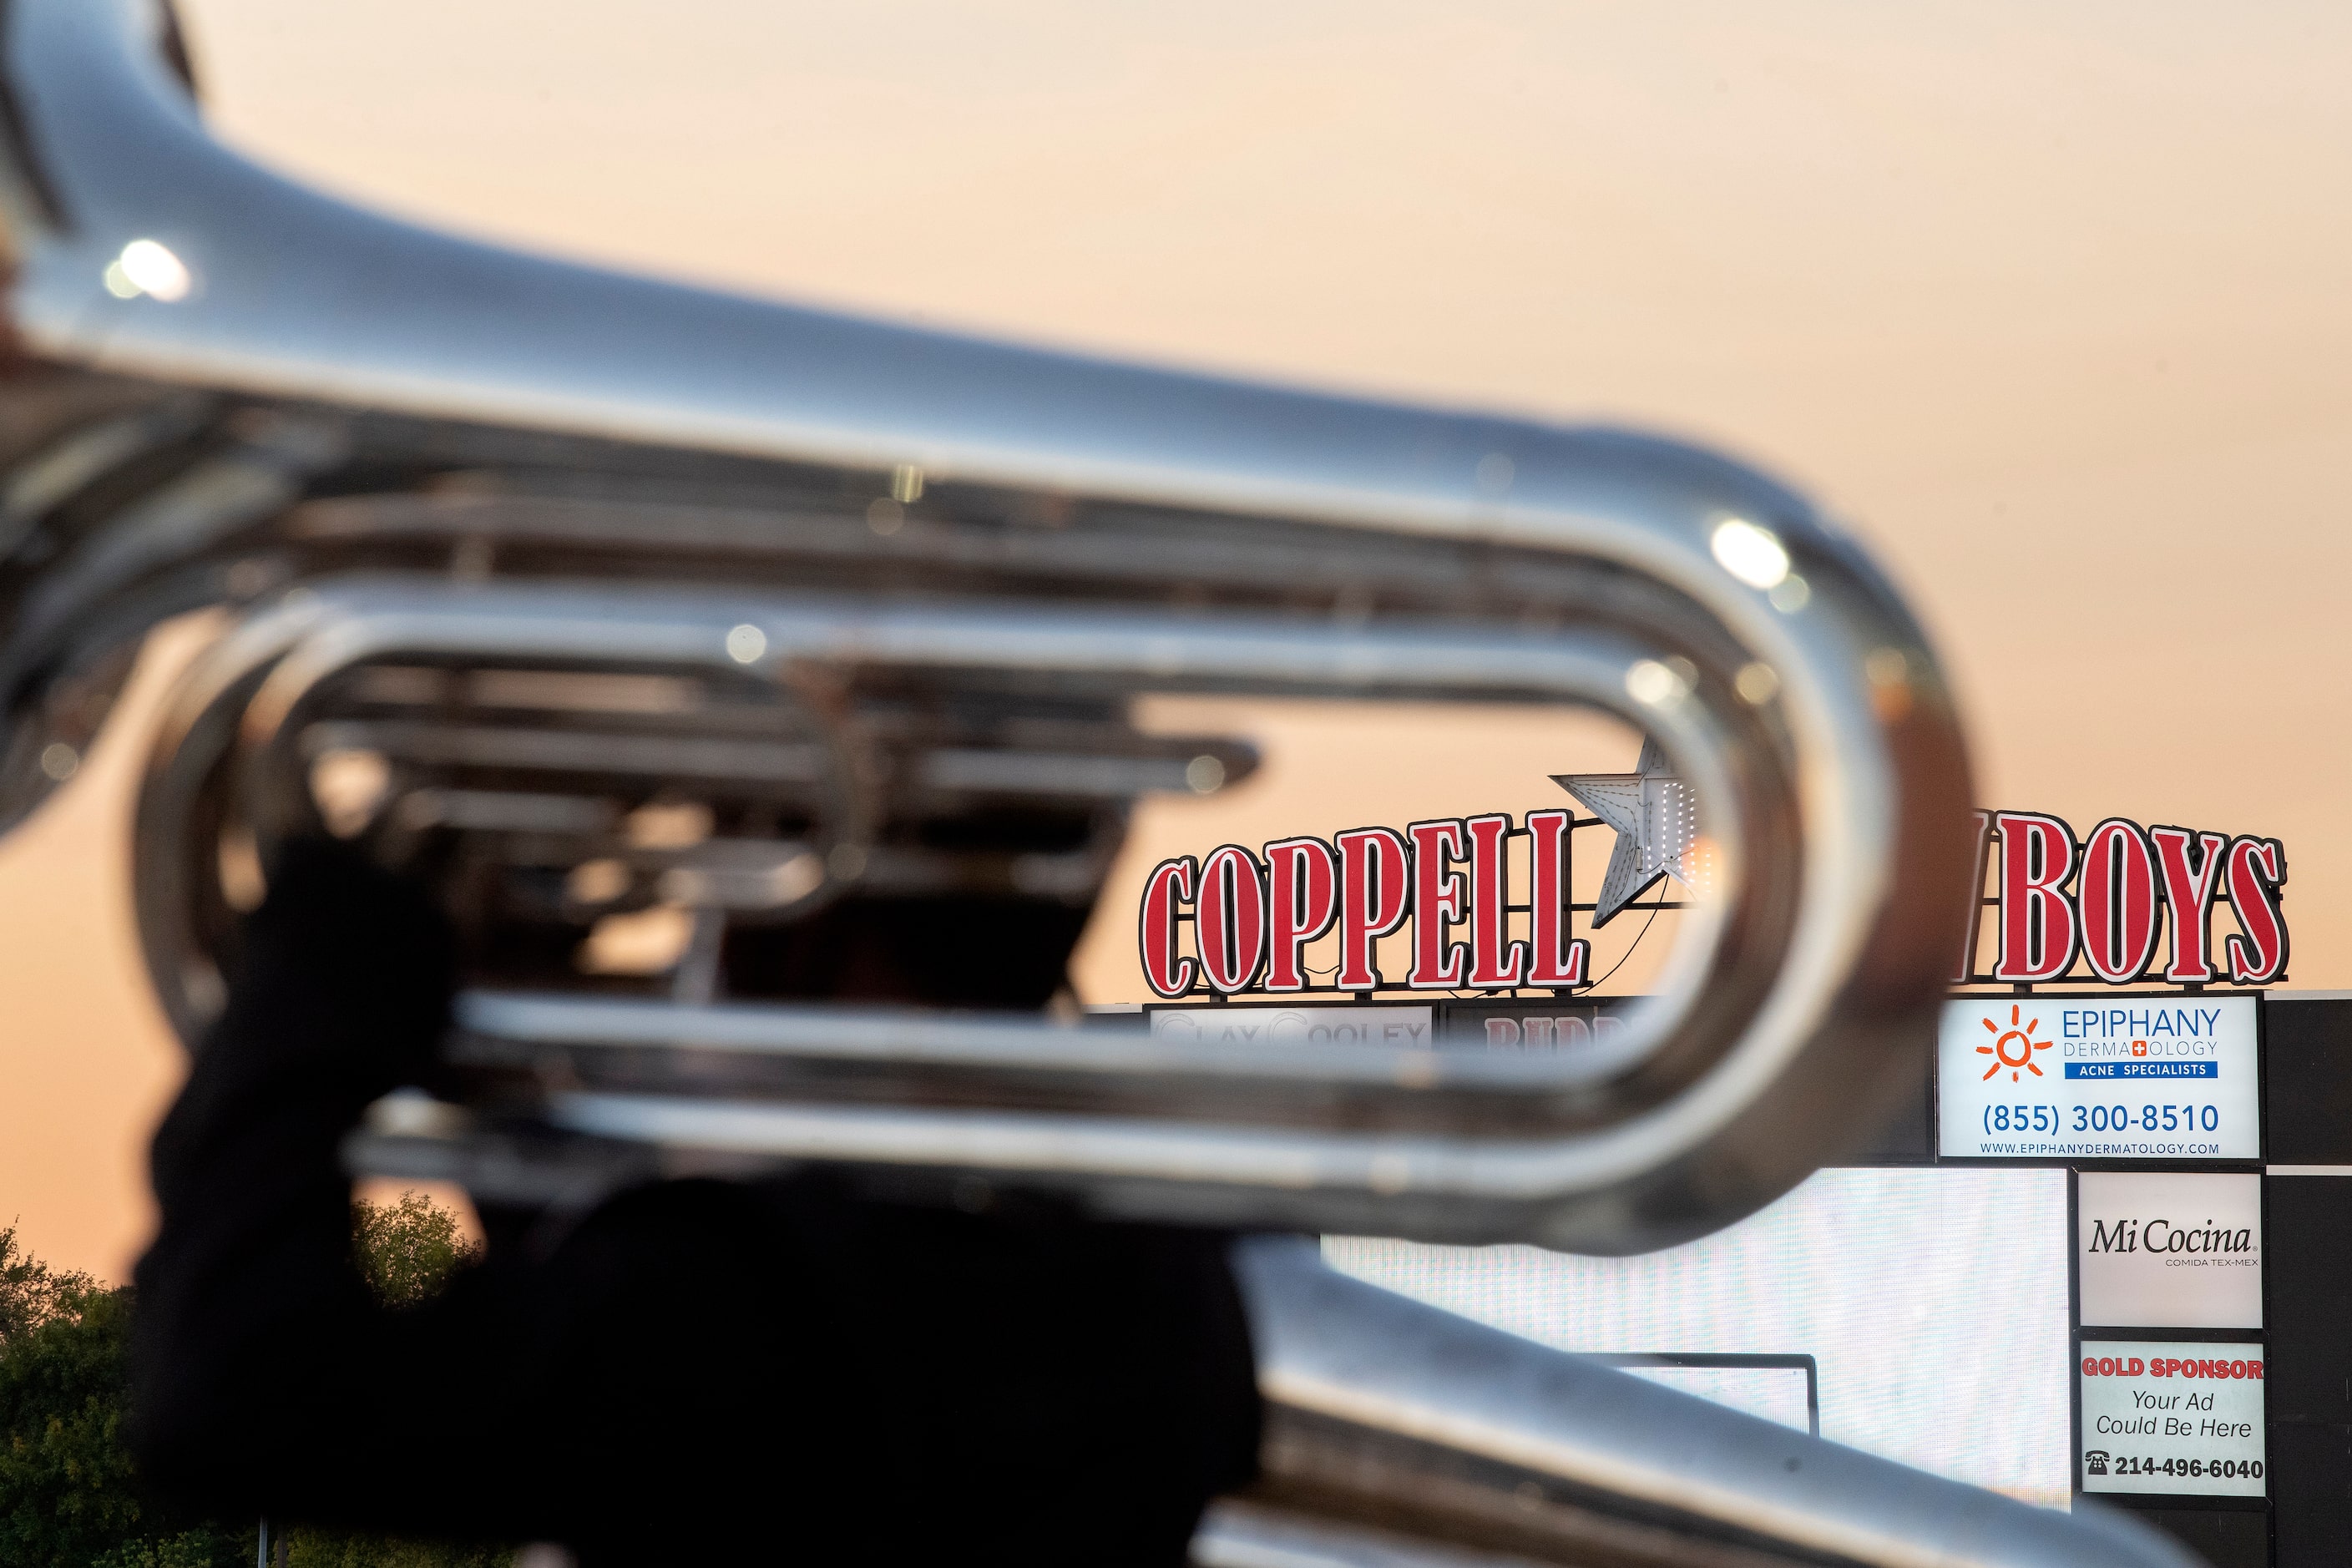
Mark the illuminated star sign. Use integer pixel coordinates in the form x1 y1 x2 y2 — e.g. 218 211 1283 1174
1551 736 1704 927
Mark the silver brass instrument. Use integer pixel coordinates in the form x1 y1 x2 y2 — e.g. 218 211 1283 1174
0 3 2190 1565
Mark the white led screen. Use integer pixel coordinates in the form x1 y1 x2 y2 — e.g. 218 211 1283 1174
1326 1166 2074 1508
1610 1360 1815 1434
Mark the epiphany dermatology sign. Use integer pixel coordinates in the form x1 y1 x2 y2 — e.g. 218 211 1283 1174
1938 996 2259 1161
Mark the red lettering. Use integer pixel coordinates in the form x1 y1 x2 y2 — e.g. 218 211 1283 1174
1139 857 1197 999
1195 845 1267 994
1407 820 1469 988
1954 809 1992 982
1334 828 1409 989
1464 815 1529 988
2151 825 2228 984
2078 819 2159 983
1991 812 2078 982
1525 809 1590 986
1262 837 1338 992
2223 836 2289 984
2127 1358 2145 1376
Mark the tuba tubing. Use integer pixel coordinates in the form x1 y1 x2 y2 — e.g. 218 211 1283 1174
0 0 1976 1253
0 12 2202 1564
1222 1237 2196 1568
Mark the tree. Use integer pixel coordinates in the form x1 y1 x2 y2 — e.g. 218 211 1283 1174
0 1222 236 1568
280 1195 507 1568
352 1192 482 1309
0 1222 92 1344
0 1200 513 1568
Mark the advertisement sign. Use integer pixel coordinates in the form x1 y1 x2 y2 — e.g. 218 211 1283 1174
1937 996 2260 1161
1440 998 1637 1050
2080 1342 2266 1497
1146 1004 1432 1047
2079 1172 2263 1329
1149 1001 1645 1052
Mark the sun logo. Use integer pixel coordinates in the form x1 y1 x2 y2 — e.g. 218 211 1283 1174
1979 1004 2051 1082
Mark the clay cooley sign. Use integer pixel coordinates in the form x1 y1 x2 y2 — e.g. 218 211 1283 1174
1148 1005 1433 1048
1955 810 2288 987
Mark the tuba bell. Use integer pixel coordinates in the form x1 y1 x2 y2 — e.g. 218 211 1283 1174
0 3 2192 1565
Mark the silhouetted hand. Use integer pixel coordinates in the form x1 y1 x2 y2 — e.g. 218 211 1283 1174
135 837 1259 1567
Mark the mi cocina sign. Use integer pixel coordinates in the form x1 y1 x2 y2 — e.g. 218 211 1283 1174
1957 811 2288 987
2077 1172 2263 1331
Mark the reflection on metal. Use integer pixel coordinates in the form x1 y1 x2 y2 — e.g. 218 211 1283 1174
1196 1503 1519 1568
0 0 1974 1257
1223 1239 2194 1568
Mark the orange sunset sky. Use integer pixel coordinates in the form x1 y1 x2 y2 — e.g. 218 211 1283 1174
1 1 2346 1278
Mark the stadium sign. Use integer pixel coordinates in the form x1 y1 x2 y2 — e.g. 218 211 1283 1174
1136 743 1703 1000
1137 770 2289 999
1955 811 2288 988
